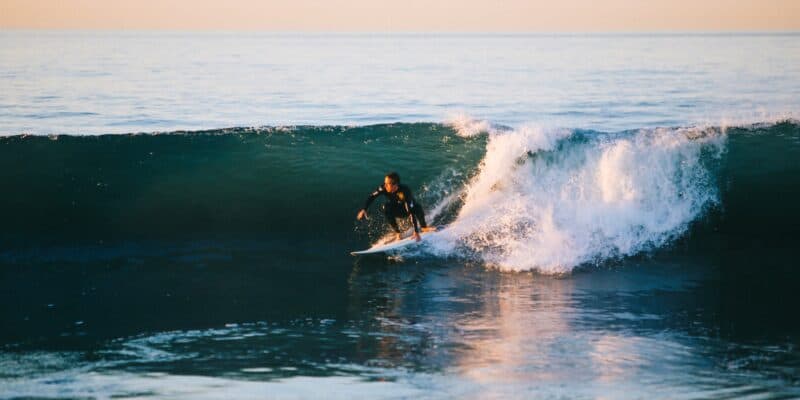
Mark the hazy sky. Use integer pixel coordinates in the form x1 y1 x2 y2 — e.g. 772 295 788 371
2 0 799 31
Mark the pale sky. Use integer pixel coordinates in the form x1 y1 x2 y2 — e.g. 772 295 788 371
2 0 799 31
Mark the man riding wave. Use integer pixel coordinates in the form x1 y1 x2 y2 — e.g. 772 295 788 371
357 172 436 242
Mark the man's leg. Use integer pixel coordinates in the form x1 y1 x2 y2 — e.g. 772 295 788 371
383 204 402 233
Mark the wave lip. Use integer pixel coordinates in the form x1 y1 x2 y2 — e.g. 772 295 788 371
428 123 726 274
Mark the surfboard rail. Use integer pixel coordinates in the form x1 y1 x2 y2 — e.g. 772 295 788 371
350 228 438 255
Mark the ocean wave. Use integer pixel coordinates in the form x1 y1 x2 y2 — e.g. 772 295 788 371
1 120 799 273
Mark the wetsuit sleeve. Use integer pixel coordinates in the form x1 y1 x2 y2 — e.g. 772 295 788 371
402 187 421 233
362 186 384 211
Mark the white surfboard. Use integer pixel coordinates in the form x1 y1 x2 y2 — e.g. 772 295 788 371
350 228 437 256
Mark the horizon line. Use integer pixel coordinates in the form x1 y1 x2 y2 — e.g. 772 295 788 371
2 28 800 35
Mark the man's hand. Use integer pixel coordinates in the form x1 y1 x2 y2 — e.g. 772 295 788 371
413 232 421 242
357 209 368 220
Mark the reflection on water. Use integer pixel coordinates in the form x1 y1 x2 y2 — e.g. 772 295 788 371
1 254 799 398
342 257 799 398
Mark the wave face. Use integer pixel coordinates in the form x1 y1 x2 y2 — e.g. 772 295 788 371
1 121 799 273
0 124 485 250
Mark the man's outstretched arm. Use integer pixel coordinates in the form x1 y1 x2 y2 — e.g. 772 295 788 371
357 186 383 220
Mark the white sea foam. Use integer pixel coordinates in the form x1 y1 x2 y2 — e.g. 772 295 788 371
699 110 799 132
445 113 497 138
428 123 726 273
0 371 428 400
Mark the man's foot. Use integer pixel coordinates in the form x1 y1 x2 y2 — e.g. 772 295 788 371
421 226 437 233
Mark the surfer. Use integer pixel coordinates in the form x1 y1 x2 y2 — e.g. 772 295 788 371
357 172 435 242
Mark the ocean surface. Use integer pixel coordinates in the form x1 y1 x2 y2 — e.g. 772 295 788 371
1 32 800 399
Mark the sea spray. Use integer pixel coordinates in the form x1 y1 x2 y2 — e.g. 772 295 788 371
429 124 726 273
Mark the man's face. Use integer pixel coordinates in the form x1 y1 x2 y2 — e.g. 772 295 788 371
384 177 399 193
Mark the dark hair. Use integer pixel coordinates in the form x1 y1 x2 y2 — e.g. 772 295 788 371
385 171 400 184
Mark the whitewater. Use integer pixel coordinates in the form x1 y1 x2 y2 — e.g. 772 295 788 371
423 117 726 273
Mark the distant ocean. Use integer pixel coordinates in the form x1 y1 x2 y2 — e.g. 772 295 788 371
1 32 799 399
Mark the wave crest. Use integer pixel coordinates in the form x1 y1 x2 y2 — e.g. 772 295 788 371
429 125 725 273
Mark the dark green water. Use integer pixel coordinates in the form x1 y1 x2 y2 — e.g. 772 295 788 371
1 122 799 398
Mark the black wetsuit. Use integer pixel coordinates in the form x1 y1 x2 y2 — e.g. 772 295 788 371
362 184 428 233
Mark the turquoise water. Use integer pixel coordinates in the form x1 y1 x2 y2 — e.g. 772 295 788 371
1 33 800 399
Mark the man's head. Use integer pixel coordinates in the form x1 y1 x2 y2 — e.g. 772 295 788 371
384 172 400 193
